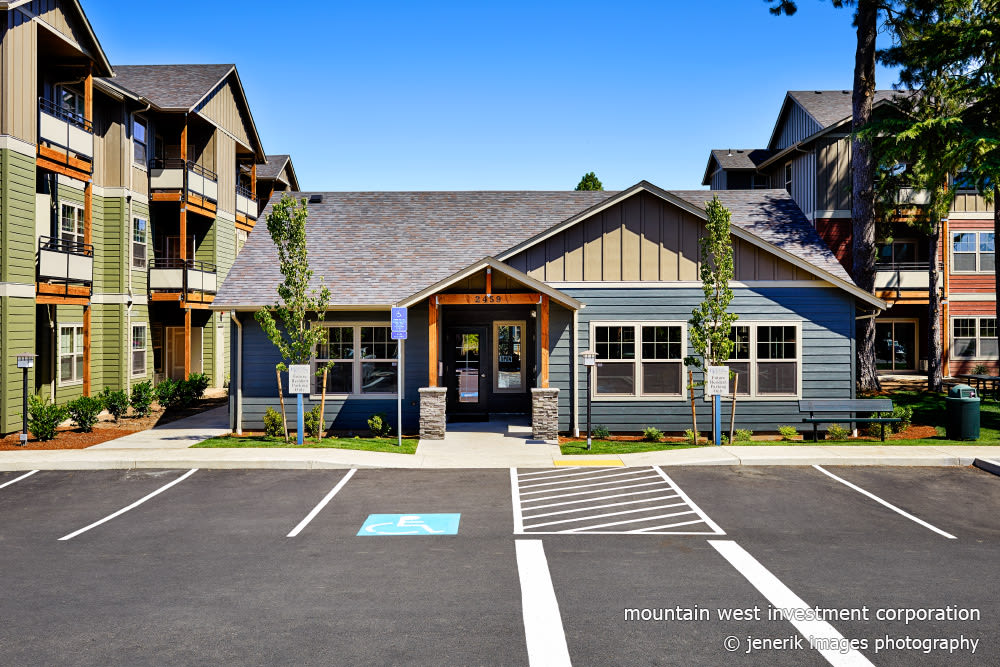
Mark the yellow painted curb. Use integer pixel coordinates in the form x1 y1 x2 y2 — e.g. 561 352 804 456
553 459 624 467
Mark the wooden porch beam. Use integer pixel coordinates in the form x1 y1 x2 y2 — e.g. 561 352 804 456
35 153 92 181
151 192 183 202
540 294 549 388
435 293 542 306
184 308 191 378
428 298 438 387
37 283 91 297
35 294 91 306
485 268 492 296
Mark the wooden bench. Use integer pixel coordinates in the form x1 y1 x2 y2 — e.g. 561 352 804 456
799 399 901 442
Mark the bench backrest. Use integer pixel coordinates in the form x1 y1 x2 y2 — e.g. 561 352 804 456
798 399 894 413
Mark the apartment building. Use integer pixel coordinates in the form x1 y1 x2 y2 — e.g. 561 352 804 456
703 90 997 377
0 0 271 434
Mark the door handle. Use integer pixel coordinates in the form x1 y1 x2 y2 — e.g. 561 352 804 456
481 374 486 378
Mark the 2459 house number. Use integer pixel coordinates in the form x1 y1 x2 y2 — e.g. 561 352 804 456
473 295 505 304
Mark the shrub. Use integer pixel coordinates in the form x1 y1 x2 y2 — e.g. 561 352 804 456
972 363 990 375
67 396 103 433
642 426 664 442
155 378 178 408
130 381 155 418
720 434 730 445
865 405 914 437
304 404 325 438
734 428 754 443
825 423 851 441
186 372 210 400
777 425 799 441
591 425 610 439
28 395 68 441
101 387 129 422
263 407 284 437
684 429 700 444
172 379 199 409
368 412 392 437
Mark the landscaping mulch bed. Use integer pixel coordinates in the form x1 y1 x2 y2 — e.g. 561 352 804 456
0 397 228 450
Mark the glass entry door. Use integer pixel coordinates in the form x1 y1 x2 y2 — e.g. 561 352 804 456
875 321 916 372
446 326 488 417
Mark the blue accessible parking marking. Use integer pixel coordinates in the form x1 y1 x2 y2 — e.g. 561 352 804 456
358 513 461 536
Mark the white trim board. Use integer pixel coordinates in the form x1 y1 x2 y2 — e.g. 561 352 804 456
948 293 996 302
0 283 35 298
0 135 36 157
91 293 149 306
947 212 996 220
548 281 834 290
811 210 851 219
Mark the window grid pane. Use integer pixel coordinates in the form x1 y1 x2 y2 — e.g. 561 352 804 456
757 326 796 360
953 232 976 253
595 362 635 395
596 326 635 360
729 326 751 359
360 326 397 359
641 326 682 360
954 318 976 338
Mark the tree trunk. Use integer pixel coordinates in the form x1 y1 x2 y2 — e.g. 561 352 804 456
852 0 881 393
995 183 1000 327
317 367 328 444
276 367 289 443
926 225 943 392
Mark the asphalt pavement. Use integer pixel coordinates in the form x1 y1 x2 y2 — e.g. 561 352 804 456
0 465 996 666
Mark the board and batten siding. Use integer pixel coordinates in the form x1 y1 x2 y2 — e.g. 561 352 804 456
215 133 236 215
816 136 852 212
777 101 822 150
506 191 817 283
790 152 816 220
235 307 428 433
92 98 125 189
554 286 856 433
951 192 995 214
195 74 253 151
1 9 37 143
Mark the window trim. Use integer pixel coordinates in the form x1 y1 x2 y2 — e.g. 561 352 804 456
784 162 793 195
131 324 148 377
950 230 995 274
59 322 85 387
132 217 148 269
589 321 688 402
951 316 998 361
132 114 148 169
60 201 85 245
722 321 803 401
310 322 399 399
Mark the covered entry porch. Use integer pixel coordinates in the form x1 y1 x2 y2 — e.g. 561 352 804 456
398 258 582 441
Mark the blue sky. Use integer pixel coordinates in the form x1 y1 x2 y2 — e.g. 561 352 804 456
85 0 899 192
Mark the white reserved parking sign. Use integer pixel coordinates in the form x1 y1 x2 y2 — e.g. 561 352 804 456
288 364 311 394
705 366 729 396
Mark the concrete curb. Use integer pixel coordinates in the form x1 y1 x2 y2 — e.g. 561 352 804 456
973 458 1000 476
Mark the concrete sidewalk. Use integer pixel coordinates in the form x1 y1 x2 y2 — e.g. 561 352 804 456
87 406 230 449
0 441 998 471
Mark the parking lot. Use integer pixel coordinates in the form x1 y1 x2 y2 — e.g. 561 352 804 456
0 465 997 666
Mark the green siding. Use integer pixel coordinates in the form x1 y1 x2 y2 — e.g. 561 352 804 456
1 148 35 283
0 296 35 433
97 194 124 292
129 200 149 294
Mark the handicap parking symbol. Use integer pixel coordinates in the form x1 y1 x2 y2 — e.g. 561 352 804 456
358 513 461 536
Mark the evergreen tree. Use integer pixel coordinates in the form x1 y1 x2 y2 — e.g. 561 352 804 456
575 172 603 191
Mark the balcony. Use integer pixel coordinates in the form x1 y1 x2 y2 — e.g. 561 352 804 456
36 236 94 305
236 184 257 224
37 98 94 175
149 159 219 211
897 187 931 206
149 258 217 306
875 261 937 297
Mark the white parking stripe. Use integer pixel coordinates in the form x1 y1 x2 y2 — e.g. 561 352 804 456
515 540 572 667
518 467 581 478
652 467 726 535
519 474 661 496
564 510 697 532
0 470 37 489
519 469 651 488
519 481 669 504
524 502 689 529
629 519 705 533
523 494 681 519
813 465 956 539
511 468 524 533
521 488 674 512
58 469 197 541
517 468 649 484
287 468 356 537
710 540 875 667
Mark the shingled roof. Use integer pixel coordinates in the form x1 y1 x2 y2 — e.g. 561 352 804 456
106 64 234 110
707 149 774 171
214 184 872 310
788 90 903 129
256 155 291 182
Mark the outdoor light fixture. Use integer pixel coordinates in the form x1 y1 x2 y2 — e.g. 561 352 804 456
581 350 597 450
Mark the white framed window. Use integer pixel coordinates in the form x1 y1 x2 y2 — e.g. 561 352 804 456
133 218 148 269
133 115 148 166
952 169 977 193
60 202 85 246
784 162 793 195
58 87 85 121
131 325 147 377
236 229 249 253
311 323 398 396
952 317 998 360
726 322 802 399
59 324 85 385
951 231 995 273
591 322 686 400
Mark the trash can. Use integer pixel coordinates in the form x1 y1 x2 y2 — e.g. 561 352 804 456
946 384 980 440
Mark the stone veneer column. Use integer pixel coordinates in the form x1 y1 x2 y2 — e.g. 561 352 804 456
418 387 448 440
531 387 560 441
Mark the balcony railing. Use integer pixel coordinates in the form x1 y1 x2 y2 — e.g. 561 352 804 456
37 236 94 285
235 184 257 220
38 98 94 162
149 258 217 294
874 261 939 290
149 158 219 204
897 187 931 206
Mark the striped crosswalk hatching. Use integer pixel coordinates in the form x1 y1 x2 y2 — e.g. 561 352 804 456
511 466 725 536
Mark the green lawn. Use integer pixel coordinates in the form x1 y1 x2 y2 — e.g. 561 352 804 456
194 435 419 454
559 440 703 455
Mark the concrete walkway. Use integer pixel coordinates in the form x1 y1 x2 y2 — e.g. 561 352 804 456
87 406 230 449
416 416 561 468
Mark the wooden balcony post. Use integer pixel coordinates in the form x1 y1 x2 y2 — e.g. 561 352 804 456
540 295 550 388
251 163 257 200
184 308 192 378
428 297 438 387
84 64 93 124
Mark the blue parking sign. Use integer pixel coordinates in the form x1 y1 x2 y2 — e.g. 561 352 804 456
358 513 461 536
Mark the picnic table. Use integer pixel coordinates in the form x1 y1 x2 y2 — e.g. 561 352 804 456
955 374 999 400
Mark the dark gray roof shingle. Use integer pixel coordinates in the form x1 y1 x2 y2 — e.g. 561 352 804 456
106 64 233 110
215 186 854 308
708 149 775 171
257 155 291 182
788 89 902 128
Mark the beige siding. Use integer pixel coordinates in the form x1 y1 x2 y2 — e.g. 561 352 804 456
93 97 125 188
1 10 37 143
196 74 252 150
130 165 148 197
507 192 817 282
216 132 235 214
952 192 994 214
816 136 852 211
27 0 92 56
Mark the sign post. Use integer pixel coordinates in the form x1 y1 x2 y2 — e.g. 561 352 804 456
16 355 35 447
705 366 729 446
580 351 597 450
391 307 407 447
288 364 311 446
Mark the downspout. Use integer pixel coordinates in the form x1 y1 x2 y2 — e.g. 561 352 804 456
572 308 579 437
230 311 243 435
126 194 133 392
